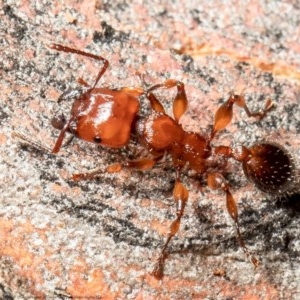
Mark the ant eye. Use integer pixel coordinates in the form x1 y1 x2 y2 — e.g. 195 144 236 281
93 136 102 143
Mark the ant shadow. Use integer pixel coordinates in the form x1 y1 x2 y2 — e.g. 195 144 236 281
276 193 300 214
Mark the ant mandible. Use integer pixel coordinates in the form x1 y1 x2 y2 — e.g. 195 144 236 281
27 43 297 279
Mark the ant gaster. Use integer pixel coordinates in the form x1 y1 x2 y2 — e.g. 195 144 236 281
25 43 298 279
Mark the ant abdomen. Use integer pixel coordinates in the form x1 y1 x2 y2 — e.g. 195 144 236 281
242 142 297 195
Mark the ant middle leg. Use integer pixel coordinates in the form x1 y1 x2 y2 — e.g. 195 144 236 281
207 172 259 267
72 154 164 180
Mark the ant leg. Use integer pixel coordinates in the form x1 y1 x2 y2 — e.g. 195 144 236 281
146 79 187 122
152 174 189 279
207 172 259 267
211 94 273 140
72 155 164 180
48 43 109 89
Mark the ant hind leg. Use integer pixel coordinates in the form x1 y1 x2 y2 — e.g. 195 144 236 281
207 172 259 267
211 94 274 140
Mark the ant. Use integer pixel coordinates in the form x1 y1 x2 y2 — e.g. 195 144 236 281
17 43 298 279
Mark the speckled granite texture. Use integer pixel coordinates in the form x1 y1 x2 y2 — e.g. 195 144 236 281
1 1 300 299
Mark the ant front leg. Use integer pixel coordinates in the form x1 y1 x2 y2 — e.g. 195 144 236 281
211 94 273 140
146 79 188 122
152 173 189 279
207 172 259 267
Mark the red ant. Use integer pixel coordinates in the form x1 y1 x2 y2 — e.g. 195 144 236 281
18 43 298 279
